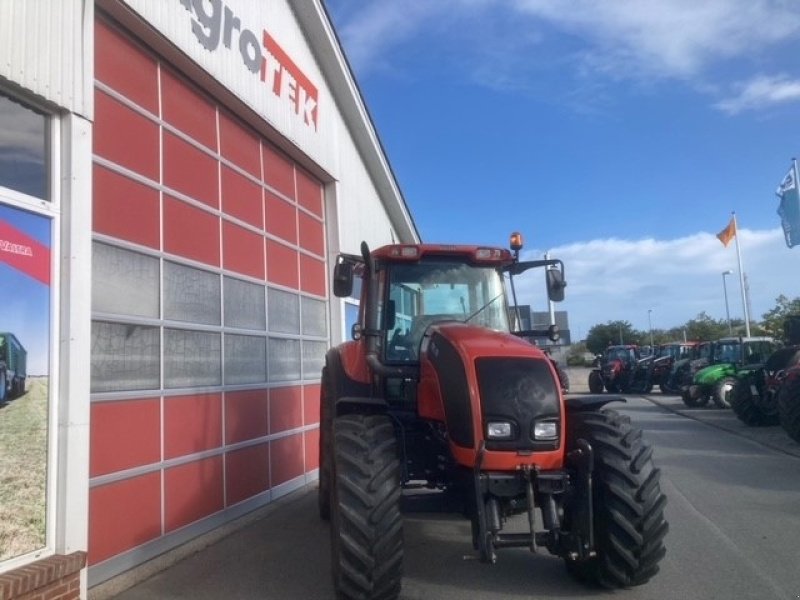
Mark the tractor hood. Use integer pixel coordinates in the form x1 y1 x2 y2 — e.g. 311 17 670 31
694 362 734 385
418 321 563 465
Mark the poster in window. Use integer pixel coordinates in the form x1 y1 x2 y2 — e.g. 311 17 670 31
0 202 51 560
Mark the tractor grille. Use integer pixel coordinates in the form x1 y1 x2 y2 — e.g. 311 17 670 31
475 357 561 451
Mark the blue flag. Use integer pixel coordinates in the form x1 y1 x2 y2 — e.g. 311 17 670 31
776 164 800 249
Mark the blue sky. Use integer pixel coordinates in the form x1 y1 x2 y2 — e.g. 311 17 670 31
325 0 800 340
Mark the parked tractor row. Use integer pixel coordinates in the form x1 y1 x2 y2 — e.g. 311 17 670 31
585 318 800 445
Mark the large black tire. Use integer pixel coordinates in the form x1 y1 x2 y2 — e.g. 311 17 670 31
564 409 668 588
778 374 800 443
681 385 708 408
330 414 403 600
730 376 779 426
588 371 604 394
712 376 737 408
0 370 6 403
318 367 333 521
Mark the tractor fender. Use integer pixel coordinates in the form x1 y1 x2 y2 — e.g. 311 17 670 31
324 348 376 418
565 395 627 413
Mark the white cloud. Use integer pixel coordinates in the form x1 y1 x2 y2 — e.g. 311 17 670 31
715 75 800 114
329 0 800 109
512 227 799 341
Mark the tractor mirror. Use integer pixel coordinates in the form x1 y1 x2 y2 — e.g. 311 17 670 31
546 268 566 302
548 324 560 342
333 260 354 297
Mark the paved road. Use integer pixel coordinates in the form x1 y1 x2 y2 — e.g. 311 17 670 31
113 393 800 600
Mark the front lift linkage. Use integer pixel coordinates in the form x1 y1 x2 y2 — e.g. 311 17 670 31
472 439 597 564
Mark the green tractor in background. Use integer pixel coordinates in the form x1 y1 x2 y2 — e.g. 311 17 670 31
681 337 778 408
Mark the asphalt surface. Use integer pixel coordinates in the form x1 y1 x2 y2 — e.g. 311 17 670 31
110 370 800 600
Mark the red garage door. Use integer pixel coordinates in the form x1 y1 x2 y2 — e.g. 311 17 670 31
88 17 326 569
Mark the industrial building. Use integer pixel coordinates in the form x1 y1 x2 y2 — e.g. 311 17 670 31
0 1 417 598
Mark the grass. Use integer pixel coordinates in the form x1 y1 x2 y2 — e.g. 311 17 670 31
0 378 48 560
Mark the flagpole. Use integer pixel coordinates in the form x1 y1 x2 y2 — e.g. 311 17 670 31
732 211 750 337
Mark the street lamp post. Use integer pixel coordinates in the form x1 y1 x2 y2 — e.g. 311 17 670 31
648 309 653 349
722 270 733 335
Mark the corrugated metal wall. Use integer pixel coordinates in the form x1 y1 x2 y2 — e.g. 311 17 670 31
0 0 93 117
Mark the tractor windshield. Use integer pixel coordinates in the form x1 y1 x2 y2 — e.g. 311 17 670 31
714 340 740 363
384 260 509 361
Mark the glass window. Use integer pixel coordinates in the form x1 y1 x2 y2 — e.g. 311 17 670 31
301 296 327 337
0 92 48 200
164 261 221 325
302 340 327 379
344 301 359 341
224 334 267 384
0 202 52 561
164 329 221 388
224 276 265 330
268 288 299 333
92 242 159 317
91 321 160 392
268 337 300 381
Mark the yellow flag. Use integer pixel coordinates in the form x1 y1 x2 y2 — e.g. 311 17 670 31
716 217 736 247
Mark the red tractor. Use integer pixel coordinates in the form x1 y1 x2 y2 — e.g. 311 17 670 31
587 345 640 393
319 235 668 600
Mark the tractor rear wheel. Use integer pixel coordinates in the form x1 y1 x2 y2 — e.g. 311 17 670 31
778 375 800 443
564 409 668 588
730 376 779 426
713 377 737 408
588 371 604 394
330 414 403 600
681 386 705 407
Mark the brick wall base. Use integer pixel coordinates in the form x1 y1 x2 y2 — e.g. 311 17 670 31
0 552 86 600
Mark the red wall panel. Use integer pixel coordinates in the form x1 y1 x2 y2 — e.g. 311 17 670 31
90 399 160 477
164 393 223 459
220 112 261 178
163 196 220 266
222 165 263 229
298 211 324 257
94 91 159 180
222 220 265 280
265 191 297 244
262 144 295 200
225 389 269 444
95 20 158 114
165 457 224 532
299 254 327 297
303 384 321 426
304 429 320 471
93 164 160 248
269 386 303 434
270 435 304 486
296 168 323 217
88 473 161 565
161 69 217 151
225 443 270 506
163 132 219 209
266 240 299 289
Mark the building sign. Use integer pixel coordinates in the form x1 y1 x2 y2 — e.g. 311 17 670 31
0 217 50 285
178 0 319 131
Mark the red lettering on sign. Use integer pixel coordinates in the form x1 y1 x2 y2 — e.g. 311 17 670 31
0 219 50 286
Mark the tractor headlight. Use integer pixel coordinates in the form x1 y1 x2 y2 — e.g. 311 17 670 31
486 421 514 440
532 419 558 440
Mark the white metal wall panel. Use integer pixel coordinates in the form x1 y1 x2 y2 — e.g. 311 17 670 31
0 0 92 116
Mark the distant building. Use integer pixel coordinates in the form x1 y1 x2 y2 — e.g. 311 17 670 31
509 306 571 346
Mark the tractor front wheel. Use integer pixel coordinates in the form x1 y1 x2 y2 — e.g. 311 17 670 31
730 376 779 426
681 385 708 408
588 371 604 394
778 374 800 443
330 414 403 600
564 409 668 588
713 377 737 408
